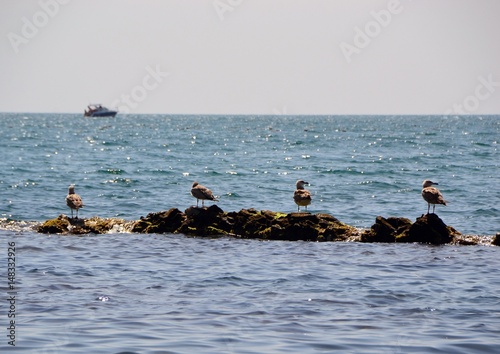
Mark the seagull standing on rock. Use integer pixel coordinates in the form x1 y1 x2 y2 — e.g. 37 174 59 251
421 179 447 214
191 182 218 207
66 184 83 219
294 180 312 212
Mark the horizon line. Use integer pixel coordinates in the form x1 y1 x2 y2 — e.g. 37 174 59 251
1 111 499 117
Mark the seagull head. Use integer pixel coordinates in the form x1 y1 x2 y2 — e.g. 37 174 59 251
422 180 438 188
296 180 310 189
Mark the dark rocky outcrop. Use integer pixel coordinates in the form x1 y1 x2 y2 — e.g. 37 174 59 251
131 207 358 241
131 208 186 234
37 215 71 234
396 214 460 244
361 216 412 243
37 215 130 235
362 214 461 245
492 233 500 246
37 209 497 246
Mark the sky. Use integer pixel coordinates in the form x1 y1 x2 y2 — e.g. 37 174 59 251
1 0 499 115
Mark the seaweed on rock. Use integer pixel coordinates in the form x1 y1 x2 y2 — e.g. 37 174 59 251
37 208 495 246
124 207 358 241
361 214 461 245
37 215 129 235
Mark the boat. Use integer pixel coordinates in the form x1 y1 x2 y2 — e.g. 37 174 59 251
84 104 118 117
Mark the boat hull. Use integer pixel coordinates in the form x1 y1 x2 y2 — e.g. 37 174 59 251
86 111 117 117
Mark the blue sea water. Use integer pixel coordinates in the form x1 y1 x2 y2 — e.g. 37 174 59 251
1 113 498 235
0 113 499 353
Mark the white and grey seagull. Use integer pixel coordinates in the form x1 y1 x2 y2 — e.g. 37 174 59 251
191 182 218 207
421 179 447 214
293 179 312 212
66 184 83 218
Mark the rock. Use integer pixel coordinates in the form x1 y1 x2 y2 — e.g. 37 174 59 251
269 212 358 242
130 207 359 241
37 215 128 235
317 213 359 241
396 214 459 244
84 216 129 234
492 233 500 246
37 215 71 234
178 205 231 236
452 235 481 246
270 213 320 241
37 209 467 245
362 214 461 245
231 209 275 239
361 216 412 243
131 208 186 233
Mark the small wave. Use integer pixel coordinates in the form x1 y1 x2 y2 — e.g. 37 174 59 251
63 245 87 251
98 168 126 175
16 245 44 252
224 192 241 198
0 218 39 232
96 295 110 302
106 223 133 234
101 177 136 185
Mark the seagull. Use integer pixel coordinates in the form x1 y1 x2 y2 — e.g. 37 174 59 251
421 180 447 214
293 180 312 212
66 184 83 218
191 182 218 207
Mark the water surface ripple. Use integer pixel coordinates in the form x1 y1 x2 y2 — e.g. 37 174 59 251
1 114 499 235
0 114 499 352
1 233 499 353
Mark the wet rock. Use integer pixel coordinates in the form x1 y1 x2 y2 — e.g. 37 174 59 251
37 209 467 245
316 213 359 241
452 234 482 246
362 216 393 243
178 205 232 236
131 207 358 241
131 208 186 234
362 214 461 245
270 212 358 242
84 216 129 234
361 216 412 243
37 215 71 234
492 233 500 246
231 209 276 239
37 215 128 235
396 214 459 244
274 213 320 241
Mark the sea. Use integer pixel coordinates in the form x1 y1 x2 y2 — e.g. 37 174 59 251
0 113 499 353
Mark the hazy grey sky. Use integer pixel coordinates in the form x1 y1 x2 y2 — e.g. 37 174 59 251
1 0 499 114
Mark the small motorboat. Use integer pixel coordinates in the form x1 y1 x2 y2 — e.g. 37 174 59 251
84 104 118 117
